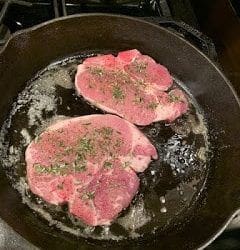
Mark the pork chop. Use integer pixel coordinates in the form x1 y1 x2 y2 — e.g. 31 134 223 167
75 49 188 126
25 114 157 226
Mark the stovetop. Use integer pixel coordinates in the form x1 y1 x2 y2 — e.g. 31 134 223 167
0 0 239 249
0 0 217 59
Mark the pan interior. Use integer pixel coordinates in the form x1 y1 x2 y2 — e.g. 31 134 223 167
0 50 209 242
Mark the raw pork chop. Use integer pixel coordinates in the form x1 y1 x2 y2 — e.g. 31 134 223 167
75 49 188 126
26 114 157 226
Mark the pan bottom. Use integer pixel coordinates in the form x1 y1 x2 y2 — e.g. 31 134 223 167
0 50 210 242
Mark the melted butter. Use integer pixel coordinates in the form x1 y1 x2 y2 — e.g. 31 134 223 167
0 52 209 241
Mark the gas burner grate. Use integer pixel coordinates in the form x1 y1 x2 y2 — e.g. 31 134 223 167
0 0 217 62
0 0 32 45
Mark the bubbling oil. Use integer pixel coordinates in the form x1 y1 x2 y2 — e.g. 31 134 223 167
0 53 209 241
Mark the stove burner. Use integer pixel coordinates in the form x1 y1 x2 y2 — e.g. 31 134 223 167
0 0 217 62
150 0 171 17
0 0 32 45
53 0 66 17
0 23 9 45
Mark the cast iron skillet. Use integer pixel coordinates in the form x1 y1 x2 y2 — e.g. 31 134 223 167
0 14 239 250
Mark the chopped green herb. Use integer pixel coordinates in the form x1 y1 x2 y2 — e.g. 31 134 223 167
76 153 86 161
78 137 93 153
73 153 87 172
169 94 181 102
94 127 114 142
74 161 86 172
82 191 95 200
147 101 158 110
87 191 95 199
64 146 74 154
113 70 129 80
103 161 113 169
58 141 65 147
135 79 146 87
133 61 147 73
109 152 114 157
123 161 131 168
34 164 46 173
114 138 122 148
88 66 104 76
112 85 125 100
133 95 144 104
34 163 69 175
54 163 69 175
100 127 113 136
55 152 62 159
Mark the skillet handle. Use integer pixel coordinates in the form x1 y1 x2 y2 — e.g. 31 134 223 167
141 17 217 62
158 20 218 62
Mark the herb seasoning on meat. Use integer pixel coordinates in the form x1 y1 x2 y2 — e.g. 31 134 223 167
26 115 157 226
75 49 188 125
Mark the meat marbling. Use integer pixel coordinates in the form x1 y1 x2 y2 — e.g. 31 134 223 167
75 49 188 126
26 114 157 226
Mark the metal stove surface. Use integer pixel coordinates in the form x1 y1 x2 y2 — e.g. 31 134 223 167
0 0 239 249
